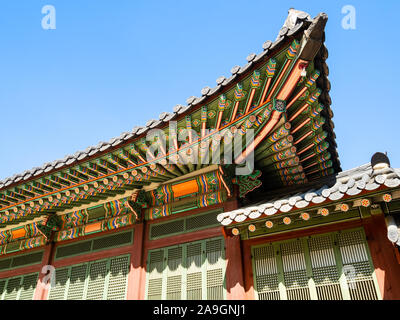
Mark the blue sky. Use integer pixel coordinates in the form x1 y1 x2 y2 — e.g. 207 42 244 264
0 0 399 180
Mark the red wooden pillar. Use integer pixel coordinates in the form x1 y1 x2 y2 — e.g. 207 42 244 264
127 222 145 300
364 215 400 299
225 235 246 299
138 248 148 300
223 194 246 299
242 240 255 300
33 242 55 300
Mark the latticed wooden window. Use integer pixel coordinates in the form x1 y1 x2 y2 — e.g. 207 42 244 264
149 210 223 240
47 254 130 300
145 237 226 300
0 251 44 272
55 230 133 260
252 228 380 300
308 234 343 300
0 272 38 300
67 264 87 300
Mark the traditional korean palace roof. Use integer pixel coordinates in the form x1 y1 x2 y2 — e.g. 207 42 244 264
217 162 400 227
0 9 345 252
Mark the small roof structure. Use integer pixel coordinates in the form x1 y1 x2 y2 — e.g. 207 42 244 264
218 160 400 226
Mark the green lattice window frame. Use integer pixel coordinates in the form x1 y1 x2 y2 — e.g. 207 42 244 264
145 237 226 300
149 209 223 240
251 227 381 300
55 229 134 260
0 272 39 300
0 250 44 272
47 254 130 300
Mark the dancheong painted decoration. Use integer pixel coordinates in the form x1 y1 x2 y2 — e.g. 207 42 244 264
0 8 400 301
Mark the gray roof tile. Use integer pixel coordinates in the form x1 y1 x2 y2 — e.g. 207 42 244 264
22 171 32 180
131 126 141 134
262 40 273 50
186 96 197 105
119 131 130 139
218 164 400 226
173 104 185 113
278 26 289 37
287 21 304 36
44 165 54 173
147 119 162 128
254 50 269 63
163 112 176 122
230 66 240 75
201 86 211 96
111 138 123 147
158 112 169 120
146 119 156 127
237 63 252 75
216 76 226 85
346 185 362 196
99 143 111 152
136 126 148 135
4 180 12 187
208 85 221 96
328 191 344 201
65 157 77 165
108 137 118 145
88 148 99 156
246 53 257 62
176 105 191 115
191 96 205 106
222 75 236 86
77 153 88 161
270 36 285 50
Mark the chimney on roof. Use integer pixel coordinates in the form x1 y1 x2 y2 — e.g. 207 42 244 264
371 152 391 170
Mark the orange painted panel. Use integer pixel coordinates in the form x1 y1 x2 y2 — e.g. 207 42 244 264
84 222 102 234
12 228 26 239
172 179 199 198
